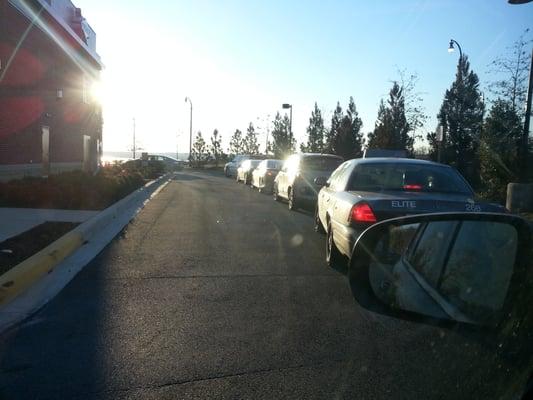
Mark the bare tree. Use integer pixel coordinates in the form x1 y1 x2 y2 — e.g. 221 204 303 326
487 29 532 115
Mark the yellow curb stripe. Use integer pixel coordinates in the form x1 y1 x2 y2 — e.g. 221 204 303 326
0 231 84 306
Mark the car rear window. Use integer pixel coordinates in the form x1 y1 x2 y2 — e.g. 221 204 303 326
347 163 473 195
301 157 343 171
267 160 283 169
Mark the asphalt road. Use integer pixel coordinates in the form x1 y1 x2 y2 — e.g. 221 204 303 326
0 170 519 399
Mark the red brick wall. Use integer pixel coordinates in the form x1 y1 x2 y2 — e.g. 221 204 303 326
0 0 102 166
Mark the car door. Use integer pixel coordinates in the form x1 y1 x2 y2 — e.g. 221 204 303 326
328 162 354 229
319 161 350 228
278 157 294 198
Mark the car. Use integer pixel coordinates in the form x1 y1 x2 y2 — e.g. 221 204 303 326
224 155 249 177
251 159 283 193
315 157 507 268
273 153 343 210
236 159 262 184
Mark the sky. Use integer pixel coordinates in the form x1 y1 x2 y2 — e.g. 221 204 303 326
75 0 533 155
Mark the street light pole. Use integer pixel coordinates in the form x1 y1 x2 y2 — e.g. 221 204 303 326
282 103 293 142
132 117 136 159
448 39 463 61
185 97 193 161
521 49 533 180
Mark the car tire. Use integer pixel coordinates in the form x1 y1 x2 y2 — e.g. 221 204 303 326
288 188 298 211
314 206 325 234
326 220 342 268
273 185 281 202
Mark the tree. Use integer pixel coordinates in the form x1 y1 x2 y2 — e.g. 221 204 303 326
229 129 244 156
480 99 522 202
301 102 325 153
397 69 427 143
243 122 260 155
332 97 364 159
488 29 532 116
367 82 413 153
324 102 343 153
190 131 210 167
430 56 484 187
270 112 295 158
209 129 224 167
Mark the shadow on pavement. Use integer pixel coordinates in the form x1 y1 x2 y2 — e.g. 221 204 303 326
172 173 204 181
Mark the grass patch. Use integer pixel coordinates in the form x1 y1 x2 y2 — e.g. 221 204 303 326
0 222 79 275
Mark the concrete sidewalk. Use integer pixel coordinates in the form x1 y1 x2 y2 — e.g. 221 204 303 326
0 208 98 242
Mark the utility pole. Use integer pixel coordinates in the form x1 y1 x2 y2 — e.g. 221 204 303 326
185 97 193 161
132 117 136 159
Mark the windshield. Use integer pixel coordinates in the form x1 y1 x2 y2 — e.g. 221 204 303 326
0 1 531 399
348 163 473 195
301 157 343 172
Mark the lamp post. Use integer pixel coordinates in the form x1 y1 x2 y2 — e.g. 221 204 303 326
282 103 292 142
448 39 463 61
132 117 136 159
184 97 193 161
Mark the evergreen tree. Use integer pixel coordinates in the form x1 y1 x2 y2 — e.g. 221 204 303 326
324 102 343 153
480 99 522 202
367 82 412 153
190 131 210 167
243 123 260 155
209 129 223 167
270 112 295 158
430 56 484 186
332 97 364 159
229 129 244 156
301 102 325 153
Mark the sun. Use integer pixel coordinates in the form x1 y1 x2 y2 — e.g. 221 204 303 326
90 80 105 105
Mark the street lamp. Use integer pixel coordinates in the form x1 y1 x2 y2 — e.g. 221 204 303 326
184 97 193 161
282 103 292 142
448 39 463 61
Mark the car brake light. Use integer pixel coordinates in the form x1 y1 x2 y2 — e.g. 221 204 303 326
350 203 377 223
403 184 422 190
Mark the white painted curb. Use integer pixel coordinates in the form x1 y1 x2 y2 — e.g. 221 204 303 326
0 174 172 333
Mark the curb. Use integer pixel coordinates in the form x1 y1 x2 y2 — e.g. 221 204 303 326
0 173 171 333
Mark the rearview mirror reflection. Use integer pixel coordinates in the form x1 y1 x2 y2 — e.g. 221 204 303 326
366 220 518 326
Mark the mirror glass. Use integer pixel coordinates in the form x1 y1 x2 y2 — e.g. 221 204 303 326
368 220 518 325
314 177 327 186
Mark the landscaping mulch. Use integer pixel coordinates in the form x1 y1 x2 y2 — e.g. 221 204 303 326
0 222 79 276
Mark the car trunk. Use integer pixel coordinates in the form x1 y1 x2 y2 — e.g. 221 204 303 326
348 190 506 221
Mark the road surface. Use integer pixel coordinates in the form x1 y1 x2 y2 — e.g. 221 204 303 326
0 170 489 399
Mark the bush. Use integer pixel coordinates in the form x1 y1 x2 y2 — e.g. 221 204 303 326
0 166 146 210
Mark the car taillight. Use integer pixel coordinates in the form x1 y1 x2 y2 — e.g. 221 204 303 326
349 203 377 223
403 184 422 190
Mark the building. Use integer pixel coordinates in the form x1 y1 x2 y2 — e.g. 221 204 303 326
0 0 103 181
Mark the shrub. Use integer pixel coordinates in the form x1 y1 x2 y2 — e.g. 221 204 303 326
0 166 146 210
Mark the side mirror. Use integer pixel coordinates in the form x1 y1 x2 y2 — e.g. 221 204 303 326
349 212 531 328
314 177 328 187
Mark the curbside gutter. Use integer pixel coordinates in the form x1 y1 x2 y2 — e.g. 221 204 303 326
0 174 172 333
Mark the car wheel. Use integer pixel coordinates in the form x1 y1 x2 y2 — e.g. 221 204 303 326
288 188 298 211
326 220 342 268
314 206 325 234
273 184 281 202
